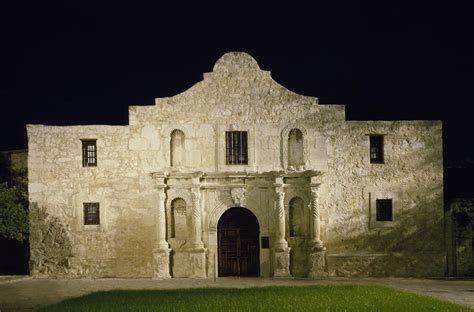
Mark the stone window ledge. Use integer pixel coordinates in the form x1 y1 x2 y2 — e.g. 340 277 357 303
83 225 101 231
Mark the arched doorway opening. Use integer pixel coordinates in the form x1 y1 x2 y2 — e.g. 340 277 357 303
217 207 260 277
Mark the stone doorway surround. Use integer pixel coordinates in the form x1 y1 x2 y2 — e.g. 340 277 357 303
150 170 325 279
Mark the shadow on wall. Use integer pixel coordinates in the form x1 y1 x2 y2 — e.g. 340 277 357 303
326 128 445 277
327 185 444 277
29 203 72 277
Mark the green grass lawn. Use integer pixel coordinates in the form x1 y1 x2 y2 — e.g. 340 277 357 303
38 285 469 312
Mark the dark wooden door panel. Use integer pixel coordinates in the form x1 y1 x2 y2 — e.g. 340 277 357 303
218 208 260 277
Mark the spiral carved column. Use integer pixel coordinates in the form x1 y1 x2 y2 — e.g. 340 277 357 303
273 176 291 277
188 173 206 278
310 185 324 250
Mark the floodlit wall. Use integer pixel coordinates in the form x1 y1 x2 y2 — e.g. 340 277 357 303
27 52 444 278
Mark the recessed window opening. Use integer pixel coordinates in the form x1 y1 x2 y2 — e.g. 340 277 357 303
370 135 384 164
226 131 248 165
82 140 97 167
84 202 100 225
376 199 392 221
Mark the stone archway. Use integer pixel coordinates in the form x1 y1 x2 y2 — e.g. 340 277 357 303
217 207 260 277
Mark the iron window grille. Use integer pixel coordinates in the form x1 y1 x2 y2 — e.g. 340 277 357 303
376 199 392 221
83 202 100 225
225 131 248 165
82 140 97 167
369 135 384 164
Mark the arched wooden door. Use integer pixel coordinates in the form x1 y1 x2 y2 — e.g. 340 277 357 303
217 207 260 277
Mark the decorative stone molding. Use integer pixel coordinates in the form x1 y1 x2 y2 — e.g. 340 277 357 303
281 124 309 170
230 187 246 207
166 189 192 208
164 125 191 141
207 189 264 232
208 190 234 231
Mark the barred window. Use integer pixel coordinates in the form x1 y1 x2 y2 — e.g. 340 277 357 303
226 131 248 165
376 199 392 221
369 135 384 164
84 203 100 225
82 140 97 167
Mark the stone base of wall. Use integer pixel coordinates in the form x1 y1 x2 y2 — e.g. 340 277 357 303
66 257 152 278
171 249 208 278
327 253 445 277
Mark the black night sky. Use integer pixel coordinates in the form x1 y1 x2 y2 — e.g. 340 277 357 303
1 2 473 162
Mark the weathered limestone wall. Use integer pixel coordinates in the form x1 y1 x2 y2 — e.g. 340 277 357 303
28 125 156 277
322 120 444 276
27 52 445 278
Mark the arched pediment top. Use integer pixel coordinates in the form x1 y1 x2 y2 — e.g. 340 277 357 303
164 125 191 139
281 124 310 169
281 124 308 138
212 52 261 74
209 205 264 232
166 189 191 207
284 189 310 208
207 189 264 232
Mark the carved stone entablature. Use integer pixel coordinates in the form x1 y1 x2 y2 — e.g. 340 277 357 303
281 124 309 170
150 172 168 190
207 189 264 232
230 187 246 207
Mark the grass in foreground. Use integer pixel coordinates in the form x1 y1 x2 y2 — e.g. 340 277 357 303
38 285 469 312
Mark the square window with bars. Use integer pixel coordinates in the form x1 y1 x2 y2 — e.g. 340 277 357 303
82 140 97 167
84 203 100 225
225 131 248 165
369 135 384 164
376 199 392 221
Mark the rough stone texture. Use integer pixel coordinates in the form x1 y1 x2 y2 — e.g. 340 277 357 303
29 204 72 277
27 52 444 278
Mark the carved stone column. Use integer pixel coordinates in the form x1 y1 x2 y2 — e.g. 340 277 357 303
273 176 291 277
310 184 323 250
190 190 204 249
308 175 326 278
188 172 206 278
151 173 171 279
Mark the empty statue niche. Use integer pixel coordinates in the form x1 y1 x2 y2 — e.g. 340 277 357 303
171 198 187 240
170 129 185 167
288 128 304 168
289 197 305 238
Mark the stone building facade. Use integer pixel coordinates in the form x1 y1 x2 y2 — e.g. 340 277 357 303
27 52 445 278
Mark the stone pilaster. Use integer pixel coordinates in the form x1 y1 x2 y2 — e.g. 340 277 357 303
308 175 326 278
151 173 171 279
188 172 206 278
273 176 291 277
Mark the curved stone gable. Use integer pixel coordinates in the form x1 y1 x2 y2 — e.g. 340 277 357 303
136 52 340 124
